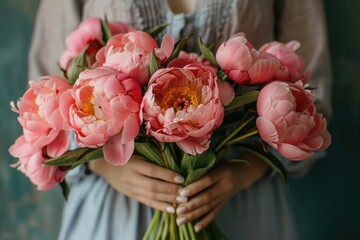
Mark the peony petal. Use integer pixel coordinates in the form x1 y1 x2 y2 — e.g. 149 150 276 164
46 130 70 157
277 143 313 160
103 136 134 166
256 117 279 143
177 136 210 155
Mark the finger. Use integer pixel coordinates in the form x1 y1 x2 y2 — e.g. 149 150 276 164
131 185 180 204
135 195 176 214
178 174 219 198
176 194 223 225
193 203 224 233
177 182 223 212
131 158 185 184
124 172 181 197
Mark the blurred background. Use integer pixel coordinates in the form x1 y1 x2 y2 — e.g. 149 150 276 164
0 0 359 239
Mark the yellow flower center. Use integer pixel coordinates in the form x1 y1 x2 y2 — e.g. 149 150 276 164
159 86 200 111
82 94 95 116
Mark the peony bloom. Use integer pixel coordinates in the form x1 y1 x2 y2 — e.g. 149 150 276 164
9 76 71 190
9 131 69 190
216 33 286 85
60 17 129 70
256 81 331 160
168 51 211 68
259 41 310 82
60 67 142 165
10 76 71 147
96 31 174 86
142 64 227 155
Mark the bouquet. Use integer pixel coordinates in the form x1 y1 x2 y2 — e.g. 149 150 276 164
9 17 331 239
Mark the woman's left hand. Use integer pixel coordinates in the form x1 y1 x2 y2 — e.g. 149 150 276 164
175 154 271 232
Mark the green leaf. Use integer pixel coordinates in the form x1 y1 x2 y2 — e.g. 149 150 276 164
146 23 169 38
70 147 104 169
66 47 90 85
164 35 191 65
181 151 217 185
231 145 288 182
225 91 259 112
135 142 164 167
100 17 113 43
59 179 70 201
149 50 162 75
44 148 89 166
163 144 180 172
198 36 218 67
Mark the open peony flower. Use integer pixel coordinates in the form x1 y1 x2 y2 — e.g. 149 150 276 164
60 67 142 165
256 81 331 160
9 76 71 190
10 76 71 147
259 41 310 82
60 17 129 70
141 64 227 155
96 31 174 86
216 33 287 85
9 131 69 190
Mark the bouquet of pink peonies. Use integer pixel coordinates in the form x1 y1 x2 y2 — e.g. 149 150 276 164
9 17 331 239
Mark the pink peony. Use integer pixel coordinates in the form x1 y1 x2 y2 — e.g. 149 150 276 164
141 64 226 155
96 31 174 86
168 51 211 68
9 131 69 190
216 33 286 85
59 17 129 70
60 67 142 165
10 76 71 147
9 76 71 190
256 81 331 160
259 41 310 82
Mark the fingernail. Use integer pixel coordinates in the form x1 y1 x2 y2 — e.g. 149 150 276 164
166 206 175 214
176 196 188 203
176 217 187 226
176 206 187 215
194 224 202 233
174 175 184 183
179 188 191 197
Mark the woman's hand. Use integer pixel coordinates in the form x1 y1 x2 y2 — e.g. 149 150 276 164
175 154 271 232
88 157 185 214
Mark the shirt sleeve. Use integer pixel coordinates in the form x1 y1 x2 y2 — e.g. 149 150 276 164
272 0 332 178
28 0 83 78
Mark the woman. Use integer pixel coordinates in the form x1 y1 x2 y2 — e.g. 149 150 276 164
29 0 332 239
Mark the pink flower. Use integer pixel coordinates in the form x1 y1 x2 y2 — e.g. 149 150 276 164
9 131 69 190
168 51 211 68
216 33 285 85
60 17 129 70
9 76 71 190
259 41 310 82
142 64 225 155
10 76 71 146
60 67 142 165
96 31 174 86
256 81 331 160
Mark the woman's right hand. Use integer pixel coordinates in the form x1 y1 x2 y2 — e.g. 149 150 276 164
88 158 185 213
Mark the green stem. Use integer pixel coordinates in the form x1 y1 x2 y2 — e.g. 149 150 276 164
161 213 170 240
181 224 191 240
170 212 178 240
142 210 161 240
226 129 258 147
186 222 197 239
215 114 255 153
155 212 166 240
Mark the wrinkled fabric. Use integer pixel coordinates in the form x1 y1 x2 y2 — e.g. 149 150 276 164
29 0 332 239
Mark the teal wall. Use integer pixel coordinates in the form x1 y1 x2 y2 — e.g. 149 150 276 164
0 1 62 240
0 1 359 239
